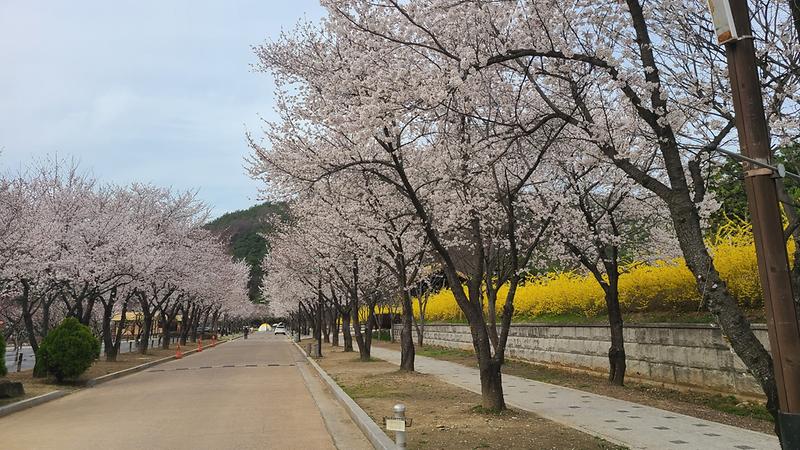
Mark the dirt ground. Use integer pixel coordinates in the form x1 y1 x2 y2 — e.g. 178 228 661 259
313 343 624 450
0 373 69 407
0 337 234 408
373 341 774 435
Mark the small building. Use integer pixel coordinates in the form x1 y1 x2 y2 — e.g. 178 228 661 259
111 312 184 338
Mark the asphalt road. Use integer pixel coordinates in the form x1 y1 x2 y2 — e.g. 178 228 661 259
0 333 371 449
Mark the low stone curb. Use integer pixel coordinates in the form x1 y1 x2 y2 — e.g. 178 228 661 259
0 390 70 418
0 335 242 417
293 341 396 450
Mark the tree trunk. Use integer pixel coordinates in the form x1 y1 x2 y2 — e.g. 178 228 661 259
179 308 190 346
479 358 505 411
200 308 210 340
790 0 800 44
19 281 48 378
486 284 501 352
353 303 375 361
777 180 800 326
102 302 117 362
388 311 395 343
211 309 220 335
351 297 367 359
315 300 323 357
342 312 353 352
114 300 128 357
41 299 51 337
161 310 174 350
332 309 340 347
362 309 374 361
413 315 424 347
81 294 96 326
139 311 153 355
605 280 626 386
322 302 331 344
189 305 200 343
414 296 427 347
670 198 779 421
18 282 38 355
399 291 415 371
468 311 506 411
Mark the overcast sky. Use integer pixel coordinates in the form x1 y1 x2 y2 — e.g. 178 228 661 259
0 1 325 218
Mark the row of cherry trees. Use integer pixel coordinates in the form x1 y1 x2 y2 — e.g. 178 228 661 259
0 159 255 366
251 0 798 428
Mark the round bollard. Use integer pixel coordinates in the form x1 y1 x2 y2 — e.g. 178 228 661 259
393 403 406 448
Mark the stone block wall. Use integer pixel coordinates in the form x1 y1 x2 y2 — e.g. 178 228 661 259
392 323 770 397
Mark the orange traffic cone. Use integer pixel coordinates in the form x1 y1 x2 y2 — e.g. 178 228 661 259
175 344 183 359
198 337 203 352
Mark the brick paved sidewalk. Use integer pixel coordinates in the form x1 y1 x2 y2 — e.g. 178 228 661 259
370 346 780 450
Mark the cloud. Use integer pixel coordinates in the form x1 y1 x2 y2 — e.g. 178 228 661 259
0 0 324 217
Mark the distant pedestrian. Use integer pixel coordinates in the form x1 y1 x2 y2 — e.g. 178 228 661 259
243 327 249 339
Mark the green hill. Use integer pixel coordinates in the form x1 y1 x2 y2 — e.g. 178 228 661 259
205 202 288 303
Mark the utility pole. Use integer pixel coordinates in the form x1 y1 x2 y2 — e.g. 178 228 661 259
709 0 800 446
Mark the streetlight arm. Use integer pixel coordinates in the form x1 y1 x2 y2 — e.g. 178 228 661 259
714 148 800 182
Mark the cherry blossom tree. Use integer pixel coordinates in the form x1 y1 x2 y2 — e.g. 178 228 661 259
550 149 676 385
0 157 250 364
303 0 799 422
250 8 568 408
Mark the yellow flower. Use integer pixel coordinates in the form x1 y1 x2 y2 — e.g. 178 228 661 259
413 218 786 321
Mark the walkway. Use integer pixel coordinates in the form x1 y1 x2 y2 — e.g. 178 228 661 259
0 334 371 450
371 346 780 450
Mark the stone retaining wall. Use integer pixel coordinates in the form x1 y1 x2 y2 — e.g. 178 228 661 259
392 323 769 397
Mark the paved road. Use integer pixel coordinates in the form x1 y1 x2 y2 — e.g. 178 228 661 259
0 333 371 450
371 346 780 450
5 339 154 371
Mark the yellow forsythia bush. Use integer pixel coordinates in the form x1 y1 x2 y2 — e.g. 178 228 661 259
419 220 792 321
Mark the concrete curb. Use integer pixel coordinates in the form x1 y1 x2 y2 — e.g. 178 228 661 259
87 335 241 387
86 353 183 387
0 390 70 418
293 341 395 450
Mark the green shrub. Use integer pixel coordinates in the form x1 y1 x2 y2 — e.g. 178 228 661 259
38 317 100 382
0 333 7 377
